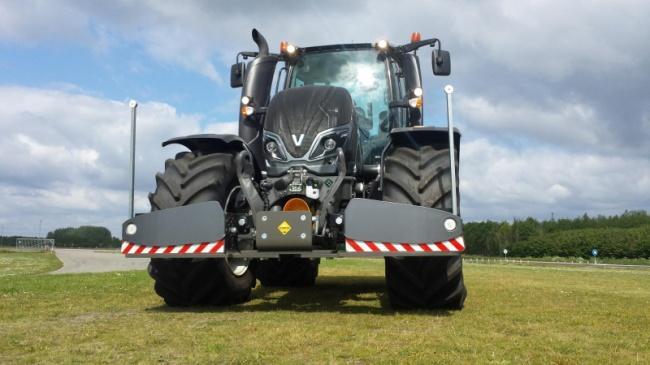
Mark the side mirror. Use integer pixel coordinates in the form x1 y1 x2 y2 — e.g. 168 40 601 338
432 49 451 76
230 62 246 88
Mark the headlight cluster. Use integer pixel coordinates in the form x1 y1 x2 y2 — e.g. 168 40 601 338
264 134 288 161
263 126 350 162
308 127 350 160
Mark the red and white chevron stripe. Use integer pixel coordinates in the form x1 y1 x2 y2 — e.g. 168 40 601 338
121 240 225 256
345 236 465 253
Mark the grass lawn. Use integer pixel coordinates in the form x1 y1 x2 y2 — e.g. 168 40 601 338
0 254 648 364
0 250 62 277
464 255 650 266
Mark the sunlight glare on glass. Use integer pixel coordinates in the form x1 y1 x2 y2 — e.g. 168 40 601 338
355 64 377 90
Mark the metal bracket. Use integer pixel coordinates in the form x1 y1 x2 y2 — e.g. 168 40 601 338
317 148 347 234
234 150 265 215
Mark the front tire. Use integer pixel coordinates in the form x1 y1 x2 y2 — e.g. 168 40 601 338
147 152 254 306
383 145 467 310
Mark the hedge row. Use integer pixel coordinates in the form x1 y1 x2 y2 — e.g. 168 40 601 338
510 225 650 258
464 211 650 258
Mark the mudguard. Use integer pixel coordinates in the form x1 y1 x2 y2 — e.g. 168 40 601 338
162 134 249 155
386 126 460 151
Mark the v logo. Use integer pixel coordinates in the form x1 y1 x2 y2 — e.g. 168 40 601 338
291 134 305 146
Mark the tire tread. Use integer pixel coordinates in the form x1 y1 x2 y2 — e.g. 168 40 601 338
383 144 466 310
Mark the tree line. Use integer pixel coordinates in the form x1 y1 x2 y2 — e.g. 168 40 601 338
0 226 120 248
46 226 120 248
464 210 650 258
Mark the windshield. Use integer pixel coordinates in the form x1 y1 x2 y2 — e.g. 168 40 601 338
289 49 392 164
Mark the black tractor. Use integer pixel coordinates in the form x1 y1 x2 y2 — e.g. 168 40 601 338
122 29 466 309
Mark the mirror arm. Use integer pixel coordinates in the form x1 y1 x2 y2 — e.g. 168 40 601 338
394 38 439 54
434 41 444 66
236 51 259 64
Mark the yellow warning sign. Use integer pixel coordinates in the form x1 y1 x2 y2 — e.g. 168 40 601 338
277 220 292 235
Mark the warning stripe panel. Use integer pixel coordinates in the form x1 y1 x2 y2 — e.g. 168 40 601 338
121 240 225 256
345 236 465 254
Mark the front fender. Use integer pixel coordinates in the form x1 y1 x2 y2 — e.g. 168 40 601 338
387 126 461 151
162 134 249 155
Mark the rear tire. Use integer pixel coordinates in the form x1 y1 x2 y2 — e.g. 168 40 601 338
255 258 319 287
147 152 254 307
383 145 466 310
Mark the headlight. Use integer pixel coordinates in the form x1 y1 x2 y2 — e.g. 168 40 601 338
323 138 336 151
308 127 350 160
263 133 288 161
266 141 278 153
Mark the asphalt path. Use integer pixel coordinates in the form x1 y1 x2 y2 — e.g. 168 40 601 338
53 248 148 274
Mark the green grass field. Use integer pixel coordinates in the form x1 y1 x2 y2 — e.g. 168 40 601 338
0 250 62 277
0 252 648 364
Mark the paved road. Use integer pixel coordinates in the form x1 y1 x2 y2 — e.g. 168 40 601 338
53 248 149 274
464 258 650 270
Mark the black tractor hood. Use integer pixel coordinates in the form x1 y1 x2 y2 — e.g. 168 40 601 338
264 86 354 158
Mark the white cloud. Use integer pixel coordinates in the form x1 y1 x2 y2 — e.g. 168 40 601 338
203 121 238 135
460 138 650 221
457 95 610 149
0 86 237 236
2 1 648 83
449 0 644 78
0 1 89 45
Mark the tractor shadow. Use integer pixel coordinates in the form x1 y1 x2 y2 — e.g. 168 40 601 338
148 275 454 316
246 275 393 314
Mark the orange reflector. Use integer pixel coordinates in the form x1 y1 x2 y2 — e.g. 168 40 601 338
280 41 288 53
410 32 421 43
283 197 310 212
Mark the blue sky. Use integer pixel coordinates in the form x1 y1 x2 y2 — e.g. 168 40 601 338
0 0 648 237
0 42 237 122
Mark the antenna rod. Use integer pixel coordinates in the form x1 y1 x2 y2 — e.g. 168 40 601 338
444 85 458 215
128 100 138 219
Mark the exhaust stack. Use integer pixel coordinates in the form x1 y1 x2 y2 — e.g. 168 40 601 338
252 29 269 56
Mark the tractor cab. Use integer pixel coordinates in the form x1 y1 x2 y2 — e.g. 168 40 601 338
283 44 409 166
233 30 450 173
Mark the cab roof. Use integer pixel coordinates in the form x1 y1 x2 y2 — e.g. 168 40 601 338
300 43 374 53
